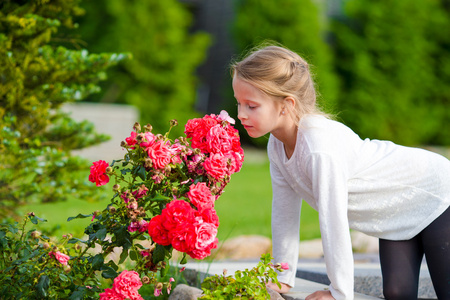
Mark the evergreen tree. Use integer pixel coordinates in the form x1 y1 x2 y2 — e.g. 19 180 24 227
0 0 129 218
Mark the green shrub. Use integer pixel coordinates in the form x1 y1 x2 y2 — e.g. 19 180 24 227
0 0 129 218
331 0 450 145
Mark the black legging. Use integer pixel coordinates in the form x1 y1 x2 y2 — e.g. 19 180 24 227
379 206 450 300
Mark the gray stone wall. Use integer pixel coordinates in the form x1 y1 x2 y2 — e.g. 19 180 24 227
62 103 139 162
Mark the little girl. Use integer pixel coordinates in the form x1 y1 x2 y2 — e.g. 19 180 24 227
231 44 450 300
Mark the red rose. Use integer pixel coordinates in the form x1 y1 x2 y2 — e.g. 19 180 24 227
196 207 219 228
203 153 230 180
147 140 171 169
88 160 110 186
169 222 197 253
125 131 137 149
162 200 196 231
187 182 215 210
148 215 171 246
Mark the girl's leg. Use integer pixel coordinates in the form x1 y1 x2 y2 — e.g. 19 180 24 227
420 206 450 300
379 237 423 300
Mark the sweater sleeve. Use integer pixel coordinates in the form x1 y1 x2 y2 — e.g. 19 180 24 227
307 153 354 300
270 160 302 288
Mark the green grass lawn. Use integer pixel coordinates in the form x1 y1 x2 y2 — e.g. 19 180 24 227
21 148 321 242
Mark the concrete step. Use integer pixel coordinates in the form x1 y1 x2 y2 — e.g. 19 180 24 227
181 254 437 299
296 255 436 299
181 260 379 299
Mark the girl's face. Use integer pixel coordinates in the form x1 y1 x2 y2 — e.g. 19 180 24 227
232 75 284 138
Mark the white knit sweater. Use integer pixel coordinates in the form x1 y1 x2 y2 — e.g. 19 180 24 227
267 115 450 300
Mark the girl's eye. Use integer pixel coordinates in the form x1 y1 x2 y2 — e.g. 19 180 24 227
248 105 256 109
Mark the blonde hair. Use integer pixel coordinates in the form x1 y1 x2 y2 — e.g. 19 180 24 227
231 44 328 125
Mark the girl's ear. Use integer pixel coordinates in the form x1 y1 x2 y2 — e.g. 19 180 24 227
283 96 296 110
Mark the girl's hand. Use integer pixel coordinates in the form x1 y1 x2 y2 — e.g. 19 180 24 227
305 290 335 300
266 281 292 293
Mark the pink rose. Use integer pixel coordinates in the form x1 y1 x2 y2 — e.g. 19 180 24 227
139 132 156 149
147 140 171 169
187 182 215 210
281 263 289 270
99 288 123 300
195 222 217 250
113 270 142 299
206 125 233 154
148 215 171 246
128 219 148 233
133 184 149 199
203 153 230 180
88 160 110 186
217 110 235 124
231 148 244 173
49 251 70 265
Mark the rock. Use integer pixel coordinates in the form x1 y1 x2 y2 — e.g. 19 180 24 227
213 235 272 260
169 284 203 300
299 239 324 258
267 286 285 300
351 231 379 253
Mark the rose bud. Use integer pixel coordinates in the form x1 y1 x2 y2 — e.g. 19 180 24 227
144 124 153 132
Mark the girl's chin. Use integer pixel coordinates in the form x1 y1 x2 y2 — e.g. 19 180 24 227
246 130 265 139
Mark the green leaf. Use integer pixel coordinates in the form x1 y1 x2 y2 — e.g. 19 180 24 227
67 213 93 222
101 266 118 279
30 216 47 224
95 228 107 241
152 244 167 264
59 273 69 282
129 249 138 261
92 254 104 270
69 290 86 300
132 165 146 181
180 252 187 264
35 275 50 298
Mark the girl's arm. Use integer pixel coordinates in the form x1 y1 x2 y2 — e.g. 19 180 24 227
308 152 354 300
270 161 302 288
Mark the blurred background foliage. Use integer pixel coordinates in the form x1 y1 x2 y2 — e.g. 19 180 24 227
1 0 449 225
71 0 449 147
75 0 211 138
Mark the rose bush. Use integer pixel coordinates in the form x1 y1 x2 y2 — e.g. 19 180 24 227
85 110 244 298
0 111 244 299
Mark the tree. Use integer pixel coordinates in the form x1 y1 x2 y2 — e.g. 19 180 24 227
331 0 450 145
76 0 211 137
0 0 129 218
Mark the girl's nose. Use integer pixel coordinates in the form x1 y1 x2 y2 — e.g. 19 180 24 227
237 107 246 121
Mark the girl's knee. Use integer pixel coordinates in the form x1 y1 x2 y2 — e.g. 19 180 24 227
383 285 417 300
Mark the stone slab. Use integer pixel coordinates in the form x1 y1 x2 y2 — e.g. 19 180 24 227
296 258 437 299
181 260 380 300
62 103 139 162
